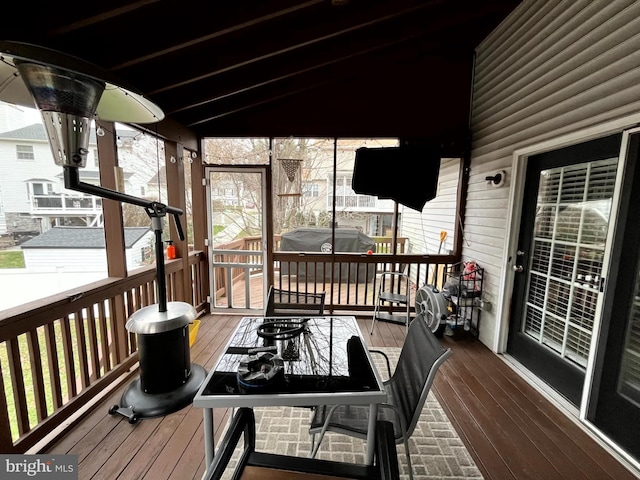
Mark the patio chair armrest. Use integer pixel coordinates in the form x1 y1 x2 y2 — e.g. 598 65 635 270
369 349 392 378
203 408 256 480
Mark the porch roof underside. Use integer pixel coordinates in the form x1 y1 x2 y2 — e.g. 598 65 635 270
2 0 520 148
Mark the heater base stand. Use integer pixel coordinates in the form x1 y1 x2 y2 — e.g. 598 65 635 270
109 364 206 424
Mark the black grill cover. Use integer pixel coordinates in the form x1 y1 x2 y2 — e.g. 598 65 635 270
280 228 375 282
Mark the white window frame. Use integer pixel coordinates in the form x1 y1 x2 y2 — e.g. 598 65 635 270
17 145 34 160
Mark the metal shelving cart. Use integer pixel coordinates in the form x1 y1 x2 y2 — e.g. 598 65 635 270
441 262 484 337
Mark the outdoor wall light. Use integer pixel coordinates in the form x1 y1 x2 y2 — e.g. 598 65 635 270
485 170 507 188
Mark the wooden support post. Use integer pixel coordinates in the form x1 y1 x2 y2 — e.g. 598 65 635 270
96 120 128 362
190 143 210 310
165 141 191 303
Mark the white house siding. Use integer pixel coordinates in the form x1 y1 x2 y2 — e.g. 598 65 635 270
0 138 60 213
469 0 640 349
23 248 108 271
22 233 154 272
126 232 155 269
400 158 460 285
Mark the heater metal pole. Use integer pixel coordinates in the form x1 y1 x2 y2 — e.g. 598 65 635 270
63 165 185 313
63 166 183 217
151 213 168 313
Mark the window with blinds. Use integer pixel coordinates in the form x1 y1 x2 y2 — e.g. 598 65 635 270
523 158 618 369
16 144 34 160
620 267 640 407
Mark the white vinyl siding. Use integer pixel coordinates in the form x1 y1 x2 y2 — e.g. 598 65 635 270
22 234 154 271
400 158 459 254
469 0 640 348
400 158 460 285
23 248 108 271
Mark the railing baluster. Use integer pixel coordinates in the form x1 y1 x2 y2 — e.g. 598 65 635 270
0 360 17 452
134 285 143 312
44 322 63 409
7 337 29 435
141 283 148 307
86 305 101 380
74 310 90 390
125 290 135 320
109 296 126 363
26 329 47 422
60 315 77 399
97 301 111 373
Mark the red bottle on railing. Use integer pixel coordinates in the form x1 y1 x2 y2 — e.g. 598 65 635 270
166 240 176 260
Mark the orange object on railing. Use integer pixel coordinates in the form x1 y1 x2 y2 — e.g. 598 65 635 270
166 240 176 259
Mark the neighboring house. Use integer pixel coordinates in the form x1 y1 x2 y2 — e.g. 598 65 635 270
0 110 144 237
20 226 154 272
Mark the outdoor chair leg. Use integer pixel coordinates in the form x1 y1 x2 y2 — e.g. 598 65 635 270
309 404 340 459
403 435 414 480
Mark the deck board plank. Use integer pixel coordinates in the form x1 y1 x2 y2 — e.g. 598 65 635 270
456 338 636 480
449 344 592 480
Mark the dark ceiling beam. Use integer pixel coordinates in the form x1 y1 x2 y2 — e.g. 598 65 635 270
47 0 161 36
185 77 336 128
161 5 490 122
145 0 441 96
165 33 417 115
111 0 325 71
181 37 468 131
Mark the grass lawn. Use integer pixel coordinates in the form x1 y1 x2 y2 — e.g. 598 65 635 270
0 251 25 268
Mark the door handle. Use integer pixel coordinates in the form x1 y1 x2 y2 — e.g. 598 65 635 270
513 265 524 273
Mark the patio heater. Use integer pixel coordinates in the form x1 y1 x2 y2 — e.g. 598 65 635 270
0 41 206 423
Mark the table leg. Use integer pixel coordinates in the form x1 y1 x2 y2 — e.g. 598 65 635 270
366 403 378 465
203 408 215 467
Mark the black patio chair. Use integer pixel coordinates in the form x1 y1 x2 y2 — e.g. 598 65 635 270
308 316 452 480
264 285 326 317
203 407 400 480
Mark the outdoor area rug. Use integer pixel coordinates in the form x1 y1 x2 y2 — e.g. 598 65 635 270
220 347 483 480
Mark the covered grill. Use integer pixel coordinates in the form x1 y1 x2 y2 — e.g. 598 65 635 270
280 227 376 282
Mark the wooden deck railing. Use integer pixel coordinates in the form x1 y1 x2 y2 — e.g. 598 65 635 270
0 251 207 453
213 236 410 296
210 235 456 311
274 252 456 313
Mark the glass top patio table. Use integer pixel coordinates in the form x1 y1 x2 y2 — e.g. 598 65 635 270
194 315 387 468
195 315 386 406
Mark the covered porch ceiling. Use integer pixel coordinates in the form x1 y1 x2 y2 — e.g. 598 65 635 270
2 0 520 143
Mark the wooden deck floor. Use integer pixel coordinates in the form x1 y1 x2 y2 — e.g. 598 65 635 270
44 314 638 480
